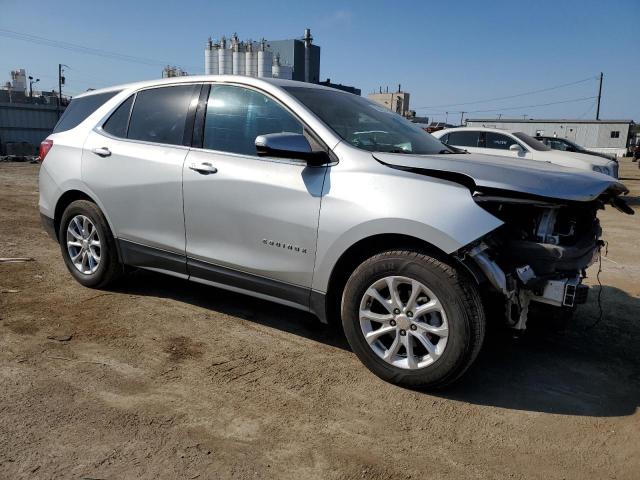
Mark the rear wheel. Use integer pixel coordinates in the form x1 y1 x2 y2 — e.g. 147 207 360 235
59 200 121 288
341 250 485 389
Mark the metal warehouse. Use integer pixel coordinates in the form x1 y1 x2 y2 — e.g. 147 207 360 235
465 118 634 157
0 102 61 155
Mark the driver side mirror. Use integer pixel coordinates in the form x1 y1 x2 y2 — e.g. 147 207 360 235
509 143 524 153
255 133 329 166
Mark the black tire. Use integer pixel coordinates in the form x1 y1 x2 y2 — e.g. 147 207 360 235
341 250 485 389
58 200 121 288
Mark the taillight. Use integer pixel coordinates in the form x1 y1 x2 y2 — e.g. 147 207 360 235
38 139 53 162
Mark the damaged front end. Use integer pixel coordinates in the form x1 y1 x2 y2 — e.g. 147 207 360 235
372 150 633 331
459 189 630 330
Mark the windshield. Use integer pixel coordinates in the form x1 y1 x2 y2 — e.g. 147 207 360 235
284 87 452 154
513 132 551 151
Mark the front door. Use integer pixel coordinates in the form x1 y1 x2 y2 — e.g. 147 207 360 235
483 131 530 160
182 84 327 306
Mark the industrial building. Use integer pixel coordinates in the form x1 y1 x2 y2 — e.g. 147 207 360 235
1 69 66 156
0 102 61 155
465 118 635 157
162 65 189 78
318 79 361 96
204 29 319 81
368 86 411 116
203 29 360 95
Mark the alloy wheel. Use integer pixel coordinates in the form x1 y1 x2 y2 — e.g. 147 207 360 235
66 215 101 275
359 276 449 369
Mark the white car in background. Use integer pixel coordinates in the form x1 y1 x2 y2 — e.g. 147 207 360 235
433 127 619 178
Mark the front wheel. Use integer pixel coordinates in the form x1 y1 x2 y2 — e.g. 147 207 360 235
341 250 485 389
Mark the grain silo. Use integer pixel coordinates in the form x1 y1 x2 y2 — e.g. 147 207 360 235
218 36 232 75
204 37 219 75
231 34 245 75
245 42 258 77
257 39 272 78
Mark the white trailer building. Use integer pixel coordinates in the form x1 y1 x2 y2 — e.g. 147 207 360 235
465 118 634 157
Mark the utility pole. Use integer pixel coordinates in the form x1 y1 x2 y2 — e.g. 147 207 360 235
57 64 63 118
460 111 466 126
445 112 449 124
57 64 68 118
28 76 39 99
596 72 603 120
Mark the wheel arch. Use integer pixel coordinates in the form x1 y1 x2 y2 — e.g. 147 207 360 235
54 190 97 238
53 189 120 263
320 233 462 325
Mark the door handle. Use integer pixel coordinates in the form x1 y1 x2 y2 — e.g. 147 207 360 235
189 162 218 175
92 147 111 157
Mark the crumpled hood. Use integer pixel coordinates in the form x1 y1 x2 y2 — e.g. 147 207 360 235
373 152 628 202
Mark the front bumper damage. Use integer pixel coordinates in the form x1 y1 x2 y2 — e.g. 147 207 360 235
373 149 633 331
465 242 596 330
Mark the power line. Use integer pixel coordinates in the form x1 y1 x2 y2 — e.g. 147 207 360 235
415 76 598 109
467 95 597 113
418 96 597 116
0 28 199 71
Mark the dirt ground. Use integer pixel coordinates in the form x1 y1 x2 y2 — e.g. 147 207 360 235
1 160 639 480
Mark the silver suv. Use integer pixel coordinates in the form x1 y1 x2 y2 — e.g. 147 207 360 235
39 76 632 388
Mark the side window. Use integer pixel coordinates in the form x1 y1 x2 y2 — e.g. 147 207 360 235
439 133 449 144
447 130 480 147
102 95 134 138
203 85 303 156
53 91 120 133
485 132 518 150
127 85 197 146
548 139 568 151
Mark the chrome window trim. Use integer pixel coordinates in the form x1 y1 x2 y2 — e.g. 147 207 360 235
91 80 337 164
93 84 200 150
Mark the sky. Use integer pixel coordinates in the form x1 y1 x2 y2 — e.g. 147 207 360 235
1 0 638 122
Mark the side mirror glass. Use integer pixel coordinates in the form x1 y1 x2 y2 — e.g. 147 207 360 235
255 133 328 166
509 143 524 152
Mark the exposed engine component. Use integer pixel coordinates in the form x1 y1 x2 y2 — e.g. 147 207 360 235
462 195 606 331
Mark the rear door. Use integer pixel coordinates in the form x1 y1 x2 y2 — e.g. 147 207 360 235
182 83 327 305
82 84 200 273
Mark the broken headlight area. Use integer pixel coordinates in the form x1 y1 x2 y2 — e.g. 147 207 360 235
458 191 631 331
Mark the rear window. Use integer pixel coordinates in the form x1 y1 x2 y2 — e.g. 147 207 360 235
53 91 120 133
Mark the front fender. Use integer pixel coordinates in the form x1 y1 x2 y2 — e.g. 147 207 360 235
311 155 503 292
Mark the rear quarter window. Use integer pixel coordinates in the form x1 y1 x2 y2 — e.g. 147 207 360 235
102 95 134 138
53 91 120 133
